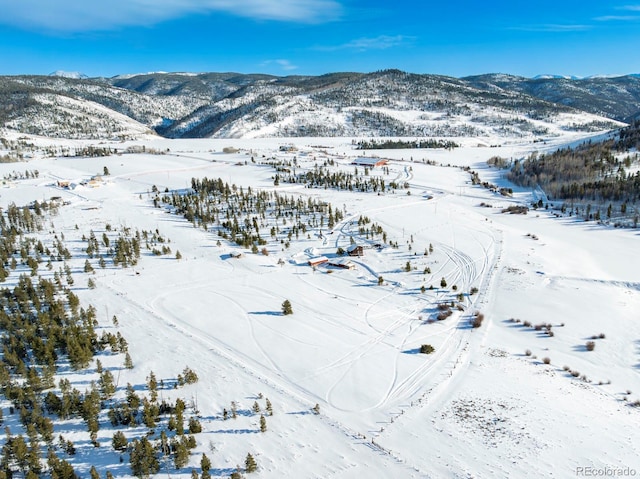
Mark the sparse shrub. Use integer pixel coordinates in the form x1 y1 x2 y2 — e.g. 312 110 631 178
188 417 202 433
571 370 580 377
563 365 570 371
419 344 435 354
542 357 551 365
525 349 532 356
470 287 478 295
586 341 596 351
182 366 198 384
502 205 529 215
471 312 485 328
523 320 532 328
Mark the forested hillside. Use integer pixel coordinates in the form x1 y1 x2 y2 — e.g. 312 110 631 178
506 121 640 220
0 71 630 140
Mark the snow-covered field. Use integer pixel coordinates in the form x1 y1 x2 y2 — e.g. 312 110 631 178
1 133 638 478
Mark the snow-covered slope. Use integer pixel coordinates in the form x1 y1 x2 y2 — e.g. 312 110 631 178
0 71 631 140
0 133 637 478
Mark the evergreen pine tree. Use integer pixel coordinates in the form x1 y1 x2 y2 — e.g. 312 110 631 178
245 453 257 473
146 371 158 402
259 415 267 433
130 437 159 478
281 299 293 315
173 440 189 469
201 453 211 478
124 352 134 369
112 431 128 451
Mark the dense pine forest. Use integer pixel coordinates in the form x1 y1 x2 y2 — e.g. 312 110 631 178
505 121 640 221
354 139 459 150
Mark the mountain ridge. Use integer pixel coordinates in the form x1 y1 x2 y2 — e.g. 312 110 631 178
1 70 638 140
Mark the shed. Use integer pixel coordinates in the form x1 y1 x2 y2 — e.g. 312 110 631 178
328 258 356 270
347 245 364 257
308 256 329 266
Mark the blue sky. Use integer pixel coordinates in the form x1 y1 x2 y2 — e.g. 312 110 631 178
1 0 639 78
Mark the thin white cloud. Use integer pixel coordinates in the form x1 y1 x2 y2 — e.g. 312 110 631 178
510 24 590 32
315 35 415 52
0 0 343 32
261 59 298 71
595 15 640 21
618 5 640 10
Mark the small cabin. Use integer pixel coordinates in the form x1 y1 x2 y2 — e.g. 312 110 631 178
328 258 356 270
347 245 364 257
308 256 328 267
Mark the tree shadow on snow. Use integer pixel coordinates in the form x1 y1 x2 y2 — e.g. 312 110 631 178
249 311 281 316
572 344 590 352
209 467 240 477
402 348 423 355
210 428 259 434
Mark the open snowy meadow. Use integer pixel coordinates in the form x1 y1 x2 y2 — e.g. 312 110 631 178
0 132 638 478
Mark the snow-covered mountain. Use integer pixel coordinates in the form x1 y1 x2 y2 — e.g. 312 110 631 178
1 70 638 140
532 74 581 80
464 73 640 121
49 70 89 79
